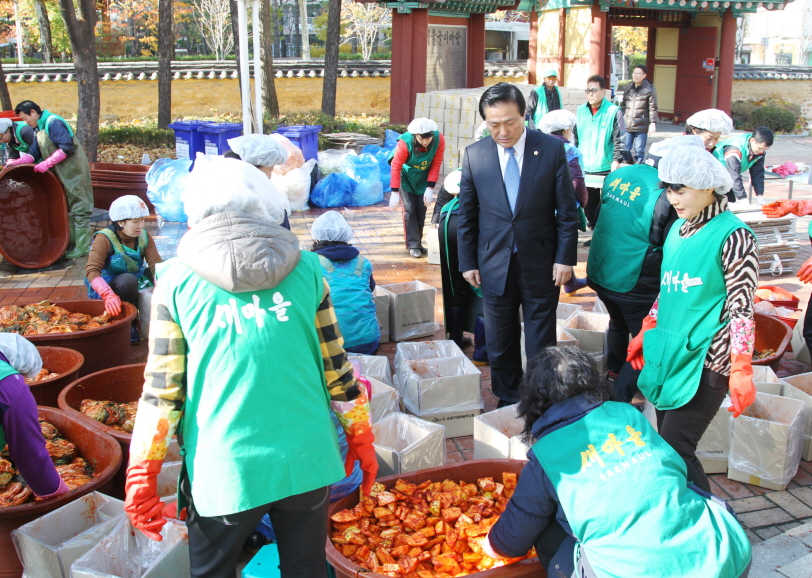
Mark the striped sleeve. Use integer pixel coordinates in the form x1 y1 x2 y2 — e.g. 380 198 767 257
316 279 361 403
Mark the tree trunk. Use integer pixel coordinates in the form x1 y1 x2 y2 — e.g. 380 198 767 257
157 0 173 129
293 0 300 57
299 0 310 60
34 1 54 64
0 62 12 111
321 0 341 116
273 0 282 56
229 0 243 104
261 0 280 118
57 0 100 162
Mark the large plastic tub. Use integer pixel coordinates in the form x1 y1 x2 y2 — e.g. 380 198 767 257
167 120 207 159
24 301 138 377
274 124 322 161
198 122 243 156
31 347 85 407
326 459 542 578
0 407 122 578
89 163 150 178
90 180 153 213
753 312 792 371
0 165 69 269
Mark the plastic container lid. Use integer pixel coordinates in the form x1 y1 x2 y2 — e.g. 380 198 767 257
276 124 322 134
198 122 244 133
167 119 208 129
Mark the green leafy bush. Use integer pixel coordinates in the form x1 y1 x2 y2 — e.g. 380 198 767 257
749 106 796 133
370 52 392 60
98 125 175 148
730 101 759 130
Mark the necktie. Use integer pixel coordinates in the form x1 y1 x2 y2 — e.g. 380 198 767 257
504 147 520 214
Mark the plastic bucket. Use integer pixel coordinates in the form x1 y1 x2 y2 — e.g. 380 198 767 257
198 122 243 156
167 120 208 159
0 165 69 269
753 312 792 371
30 347 85 407
0 407 122 578
0 111 22 122
326 459 543 578
755 286 800 309
275 124 321 161
24 301 138 377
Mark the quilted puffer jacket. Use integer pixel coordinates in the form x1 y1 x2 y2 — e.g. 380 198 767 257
621 79 658 132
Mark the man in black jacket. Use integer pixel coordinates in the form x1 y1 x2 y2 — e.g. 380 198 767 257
457 83 578 407
621 65 658 164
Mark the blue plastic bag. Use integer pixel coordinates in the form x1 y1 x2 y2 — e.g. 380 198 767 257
310 172 357 208
341 153 383 206
145 158 193 222
384 129 402 149
361 144 383 156
374 149 392 193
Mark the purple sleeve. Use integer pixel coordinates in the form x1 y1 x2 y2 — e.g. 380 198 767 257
0 372 62 496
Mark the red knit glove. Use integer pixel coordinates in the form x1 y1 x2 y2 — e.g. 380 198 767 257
728 353 756 418
124 459 166 541
626 315 657 371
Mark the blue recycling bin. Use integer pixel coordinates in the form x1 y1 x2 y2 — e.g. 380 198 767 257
274 124 322 162
167 120 207 160
198 122 244 156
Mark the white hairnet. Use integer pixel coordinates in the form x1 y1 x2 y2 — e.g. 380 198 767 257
227 134 289 167
407 118 438 134
109 195 149 221
311 211 353 242
0 334 42 379
538 109 577 135
658 146 733 196
648 135 705 157
686 109 733 135
0 118 12 133
183 155 291 227
443 170 462 195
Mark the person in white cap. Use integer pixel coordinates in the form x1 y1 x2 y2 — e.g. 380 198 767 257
627 146 758 493
587 135 703 399
85 195 163 344
0 117 35 161
389 117 446 258
684 109 733 152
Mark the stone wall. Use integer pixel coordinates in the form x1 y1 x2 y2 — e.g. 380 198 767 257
731 78 812 121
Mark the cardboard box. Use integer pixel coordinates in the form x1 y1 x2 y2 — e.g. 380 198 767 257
348 353 393 386
415 93 431 108
156 461 181 500
138 288 153 339
696 397 732 475
12 493 124 578
379 281 437 342
460 95 480 111
444 109 461 124
790 310 811 365
414 105 430 120
369 377 401 423
373 412 445 477
752 365 781 383
461 110 480 128
592 297 608 314
394 340 465 367
372 286 390 343
755 382 783 396
781 372 812 461
473 405 530 460
427 227 441 265
521 324 579 370
728 392 806 491
396 355 483 421
556 302 582 326
429 107 444 123
563 312 609 355
429 93 445 109
409 408 483 438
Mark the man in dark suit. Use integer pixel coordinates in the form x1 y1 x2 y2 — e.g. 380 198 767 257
457 83 578 406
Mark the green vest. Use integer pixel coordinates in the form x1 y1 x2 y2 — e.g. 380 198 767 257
587 165 662 293
713 133 761 173
0 360 20 451
38 110 75 139
534 401 751 578
157 252 345 517
576 99 619 173
393 132 440 195
12 122 30 153
532 85 563 126
639 210 751 410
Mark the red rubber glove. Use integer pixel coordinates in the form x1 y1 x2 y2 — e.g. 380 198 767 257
5 153 35 166
161 501 188 521
124 459 166 541
34 148 67 173
626 315 657 371
798 256 812 284
333 384 378 496
728 353 756 418
762 200 812 219
90 277 122 316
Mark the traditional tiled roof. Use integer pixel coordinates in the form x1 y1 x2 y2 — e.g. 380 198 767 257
733 65 812 80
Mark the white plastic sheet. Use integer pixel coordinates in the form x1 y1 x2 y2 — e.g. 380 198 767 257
393 340 465 369
372 412 445 477
369 377 401 424
272 158 316 212
348 354 394 387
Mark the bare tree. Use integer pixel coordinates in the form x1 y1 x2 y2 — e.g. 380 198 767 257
341 2 389 60
195 0 234 60
56 0 100 162
300 0 310 59
260 0 279 118
321 0 341 116
158 0 173 129
34 1 54 64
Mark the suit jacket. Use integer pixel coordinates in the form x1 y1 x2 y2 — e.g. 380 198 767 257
457 129 578 297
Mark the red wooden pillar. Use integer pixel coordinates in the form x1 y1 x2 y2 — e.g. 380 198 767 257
646 27 656 82
558 8 566 82
717 9 736 113
467 13 486 89
589 3 607 77
390 8 429 124
528 10 538 85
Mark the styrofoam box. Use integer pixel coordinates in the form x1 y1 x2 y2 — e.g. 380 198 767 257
379 281 437 342
473 404 531 460
369 376 401 423
409 408 483 438
349 353 393 387
12 493 124 578
373 412 445 477
396 355 483 419
556 302 583 326
696 397 733 475
728 392 806 491
781 373 812 461
372 286 390 343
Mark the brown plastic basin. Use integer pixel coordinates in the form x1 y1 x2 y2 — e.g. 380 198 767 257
326 459 544 578
0 407 122 578
29 347 84 407
0 165 69 269
91 181 153 213
23 300 137 377
90 162 151 174
753 312 792 371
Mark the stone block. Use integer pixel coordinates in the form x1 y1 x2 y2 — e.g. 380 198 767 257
767 492 812 519
730 496 773 514
740 508 794 529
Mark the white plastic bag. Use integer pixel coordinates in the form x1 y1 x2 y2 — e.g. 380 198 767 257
284 158 316 212
270 134 305 176
318 149 356 176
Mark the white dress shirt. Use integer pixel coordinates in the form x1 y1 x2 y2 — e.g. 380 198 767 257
497 128 527 178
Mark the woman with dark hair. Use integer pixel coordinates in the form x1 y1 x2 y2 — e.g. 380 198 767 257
480 346 752 578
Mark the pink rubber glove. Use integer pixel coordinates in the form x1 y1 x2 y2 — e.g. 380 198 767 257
90 277 122 316
34 148 67 173
5 153 35 166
